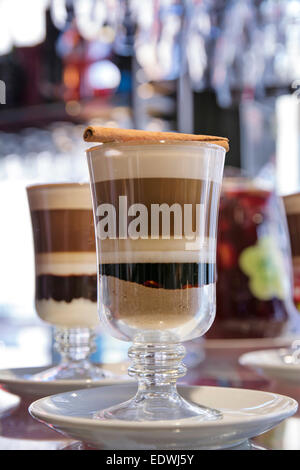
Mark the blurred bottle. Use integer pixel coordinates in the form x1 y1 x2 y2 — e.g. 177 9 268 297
207 176 298 339
283 193 300 312
56 3 85 102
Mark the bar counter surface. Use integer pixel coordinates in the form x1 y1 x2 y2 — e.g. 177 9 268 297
0 342 299 451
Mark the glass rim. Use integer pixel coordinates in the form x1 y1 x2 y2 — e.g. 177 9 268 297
86 140 227 154
283 191 300 201
222 176 273 191
283 191 300 214
26 182 89 193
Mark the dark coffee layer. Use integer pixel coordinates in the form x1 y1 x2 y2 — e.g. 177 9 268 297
100 262 215 289
30 209 95 253
94 178 220 237
36 274 97 302
286 213 300 257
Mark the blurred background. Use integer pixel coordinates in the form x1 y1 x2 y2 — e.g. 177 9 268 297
1 0 300 368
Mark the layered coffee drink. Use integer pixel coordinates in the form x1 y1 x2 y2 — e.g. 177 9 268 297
88 142 224 340
86 127 227 422
27 183 99 328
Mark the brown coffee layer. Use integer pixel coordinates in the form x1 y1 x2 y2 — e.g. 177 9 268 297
36 274 97 302
94 178 220 237
286 213 300 257
30 209 95 253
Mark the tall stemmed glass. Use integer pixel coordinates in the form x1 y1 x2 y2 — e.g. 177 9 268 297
27 183 111 381
87 140 226 420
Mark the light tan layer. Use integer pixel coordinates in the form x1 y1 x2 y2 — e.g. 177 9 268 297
35 252 97 275
98 238 215 263
84 127 229 152
101 275 208 330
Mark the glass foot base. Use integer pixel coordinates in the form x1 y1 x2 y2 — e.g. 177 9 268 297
31 363 113 382
95 389 222 422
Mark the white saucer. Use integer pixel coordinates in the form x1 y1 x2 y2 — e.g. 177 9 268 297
0 389 20 417
29 383 297 450
0 363 132 398
60 439 267 450
240 349 300 385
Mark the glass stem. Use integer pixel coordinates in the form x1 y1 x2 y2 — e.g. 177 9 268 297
97 339 221 420
32 327 111 381
54 327 96 365
128 341 187 401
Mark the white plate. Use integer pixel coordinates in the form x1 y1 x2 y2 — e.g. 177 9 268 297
29 383 297 450
240 349 300 385
0 363 132 398
0 389 20 417
60 439 267 450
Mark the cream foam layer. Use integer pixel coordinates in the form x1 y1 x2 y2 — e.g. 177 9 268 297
283 192 300 214
87 143 225 184
35 252 97 275
36 298 99 328
99 237 216 264
27 183 92 210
